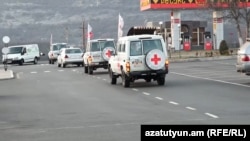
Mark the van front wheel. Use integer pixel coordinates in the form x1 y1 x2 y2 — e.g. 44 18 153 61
19 59 24 66
34 58 38 64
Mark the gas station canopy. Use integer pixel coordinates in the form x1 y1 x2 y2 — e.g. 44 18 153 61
140 0 250 11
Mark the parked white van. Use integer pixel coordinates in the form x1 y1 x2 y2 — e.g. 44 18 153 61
2 44 41 65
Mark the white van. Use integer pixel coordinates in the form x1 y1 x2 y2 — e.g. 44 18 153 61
48 43 68 64
2 44 41 65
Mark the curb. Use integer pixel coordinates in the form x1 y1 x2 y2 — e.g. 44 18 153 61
0 70 15 80
169 56 237 63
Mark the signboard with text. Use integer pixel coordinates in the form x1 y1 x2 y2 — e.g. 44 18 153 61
140 0 250 11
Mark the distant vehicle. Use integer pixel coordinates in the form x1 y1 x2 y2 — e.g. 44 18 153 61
48 43 68 64
83 39 116 74
108 34 169 87
2 44 42 65
57 48 84 68
236 38 250 75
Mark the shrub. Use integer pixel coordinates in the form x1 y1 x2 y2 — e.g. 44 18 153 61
219 40 229 55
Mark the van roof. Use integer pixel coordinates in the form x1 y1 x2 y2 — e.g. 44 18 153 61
8 44 38 48
119 34 163 41
89 38 115 42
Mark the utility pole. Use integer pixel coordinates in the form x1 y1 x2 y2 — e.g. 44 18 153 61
64 26 69 44
81 18 86 52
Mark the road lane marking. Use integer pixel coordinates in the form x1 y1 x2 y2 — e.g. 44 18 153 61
30 72 37 74
142 92 150 96
72 69 76 72
205 113 219 119
155 97 163 100
132 88 139 92
171 72 250 88
44 71 50 73
169 101 179 105
186 107 196 111
16 73 20 79
103 79 107 81
97 77 101 79
58 70 64 72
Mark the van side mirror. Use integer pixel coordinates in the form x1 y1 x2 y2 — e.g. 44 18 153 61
40 52 45 56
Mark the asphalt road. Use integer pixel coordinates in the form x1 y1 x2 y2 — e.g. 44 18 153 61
0 59 250 141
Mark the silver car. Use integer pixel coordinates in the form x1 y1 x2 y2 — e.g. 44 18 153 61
236 39 250 75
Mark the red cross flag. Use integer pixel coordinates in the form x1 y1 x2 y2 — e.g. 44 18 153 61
145 49 166 70
87 23 93 41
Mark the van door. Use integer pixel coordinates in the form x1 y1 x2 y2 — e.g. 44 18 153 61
129 41 145 72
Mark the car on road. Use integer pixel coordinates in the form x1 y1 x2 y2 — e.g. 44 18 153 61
108 34 169 87
236 38 250 75
2 44 42 65
57 48 84 68
48 43 68 64
83 39 116 74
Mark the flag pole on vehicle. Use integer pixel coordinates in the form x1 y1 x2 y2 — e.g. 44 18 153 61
118 13 124 39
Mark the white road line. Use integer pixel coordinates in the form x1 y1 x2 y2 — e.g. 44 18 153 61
58 70 64 72
16 73 20 79
186 107 196 111
44 71 50 73
72 69 76 72
155 97 163 100
97 77 101 79
103 79 107 81
30 72 37 74
132 88 139 92
142 92 150 96
169 101 179 105
205 113 219 119
171 72 250 88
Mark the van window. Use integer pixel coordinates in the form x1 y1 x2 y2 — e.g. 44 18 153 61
130 41 142 56
91 42 100 51
142 39 163 54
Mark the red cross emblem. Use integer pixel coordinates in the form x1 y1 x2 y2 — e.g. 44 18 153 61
151 54 161 65
105 50 112 58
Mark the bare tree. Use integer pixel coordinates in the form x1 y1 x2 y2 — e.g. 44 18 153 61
207 0 250 46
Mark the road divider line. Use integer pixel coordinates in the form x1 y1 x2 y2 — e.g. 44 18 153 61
155 97 163 100
30 72 37 74
132 88 139 92
169 101 179 105
205 113 219 119
142 92 150 96
97 77 101 79
103 79 107 81
44 71 50 73
58 70 64 72
186 107 196 111
171 72 250 88
72 69 76 72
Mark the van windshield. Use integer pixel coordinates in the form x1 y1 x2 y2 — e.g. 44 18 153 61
8 47 23 54
53 44 67 51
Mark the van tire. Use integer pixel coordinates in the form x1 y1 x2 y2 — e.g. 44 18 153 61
109 67 117 85
62 63 66 68
84 64 88 73
49 60 51 64
34 58 38 64
19 59 24 66
122 71 130 88
51 60 54 64
157 76 165 86
88 66 93 75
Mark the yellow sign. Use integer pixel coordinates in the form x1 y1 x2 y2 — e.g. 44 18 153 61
153 0 159 3
141 0 150 7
